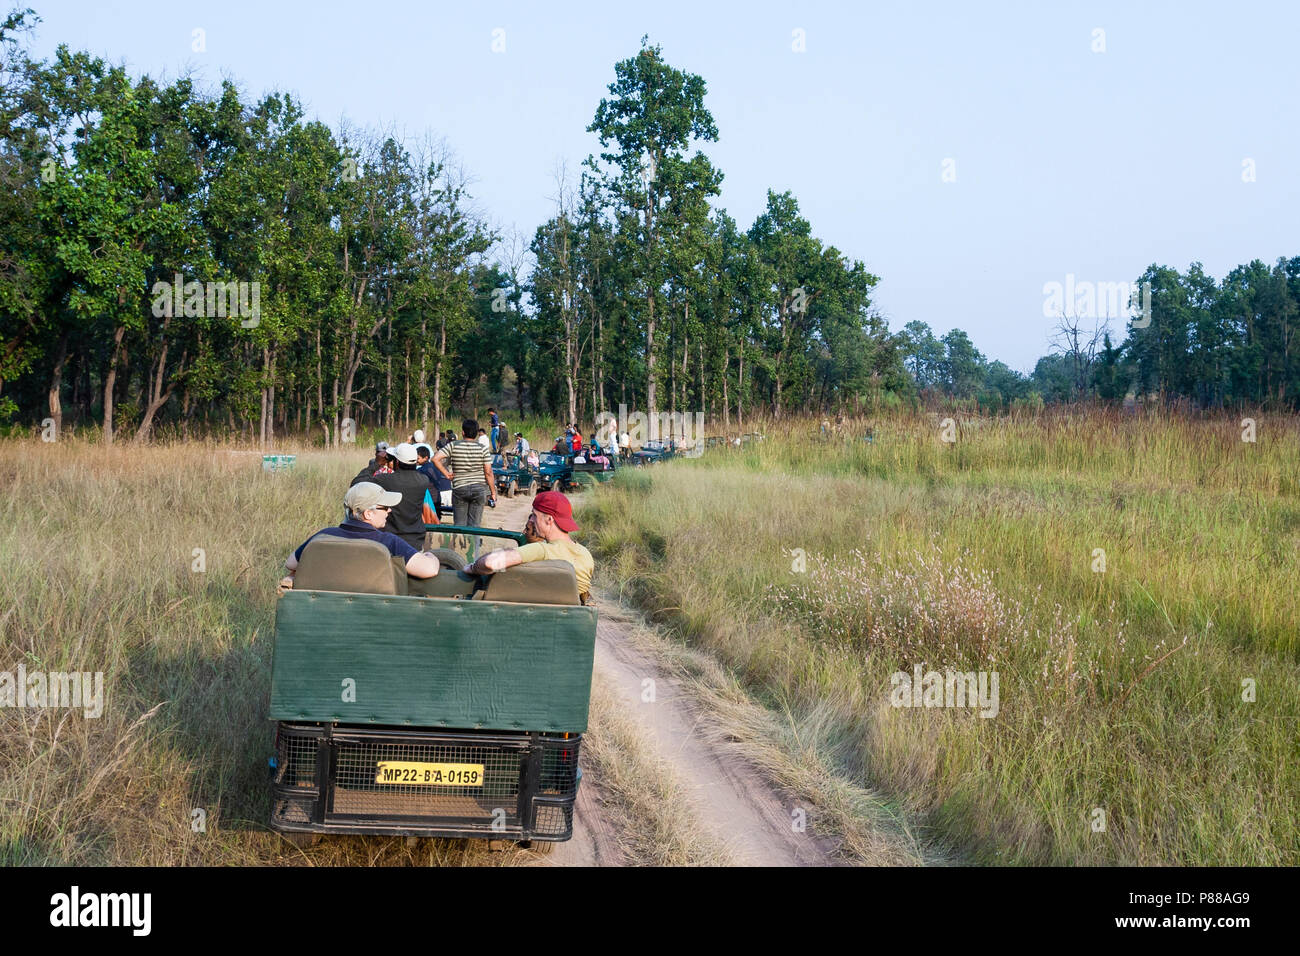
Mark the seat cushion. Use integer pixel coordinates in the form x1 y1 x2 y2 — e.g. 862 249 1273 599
406 570 480 600
428 548 467 571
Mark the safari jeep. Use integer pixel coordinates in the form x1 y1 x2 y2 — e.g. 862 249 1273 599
530 452 573 493
492 453 535 498
629 438 676 466
268 525 596 852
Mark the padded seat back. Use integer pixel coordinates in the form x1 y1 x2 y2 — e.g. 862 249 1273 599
295 535 405 595
482 559 580 605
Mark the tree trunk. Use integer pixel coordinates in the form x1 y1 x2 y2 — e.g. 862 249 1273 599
644 177 658 417
341 273 370 426
79 349 92 420
682 306 690 414
646 286 658 413
101 325 127 444
420 319 428 422
597 311 606 415
565 305 576 425
315 324 324 427
667 303 675 423
259 346 269 446
591 310 599 423
342 361 359 433
697 339 705 420
434 315 445 422
114 338 130 433
47 331 69 435
737 348 745 429
70 347 82 419
774 360 784 421
134 343 185 444
722 344 730 430
267 348 276 444
331 376 340 447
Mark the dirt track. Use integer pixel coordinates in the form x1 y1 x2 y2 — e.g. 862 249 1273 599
476 489 845 867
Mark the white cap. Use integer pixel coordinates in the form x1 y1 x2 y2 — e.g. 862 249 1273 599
412 429 425 443
387 442 418 465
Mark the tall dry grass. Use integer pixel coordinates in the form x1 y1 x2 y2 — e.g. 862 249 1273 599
0 439 545 865
587 408 1300 864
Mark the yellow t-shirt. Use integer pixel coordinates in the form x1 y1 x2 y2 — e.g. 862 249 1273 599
516 538 593 595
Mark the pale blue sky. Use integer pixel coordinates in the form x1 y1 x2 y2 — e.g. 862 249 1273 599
23 0 1300 371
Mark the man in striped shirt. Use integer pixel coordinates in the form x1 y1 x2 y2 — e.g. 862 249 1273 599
432 419 497 550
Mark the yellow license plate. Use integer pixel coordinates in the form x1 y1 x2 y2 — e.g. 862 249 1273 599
375 761 485 787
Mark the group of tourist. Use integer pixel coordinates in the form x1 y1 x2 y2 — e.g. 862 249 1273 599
278 418 594 603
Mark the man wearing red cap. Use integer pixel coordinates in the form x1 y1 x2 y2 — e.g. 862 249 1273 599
469 490 593 602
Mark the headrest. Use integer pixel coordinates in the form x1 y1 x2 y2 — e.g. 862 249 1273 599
482 559 580 606
295 535 404 595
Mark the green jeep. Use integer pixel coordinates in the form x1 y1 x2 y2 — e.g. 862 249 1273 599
268 525 595 852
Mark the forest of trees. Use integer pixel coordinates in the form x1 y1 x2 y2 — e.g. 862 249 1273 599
2 11 1297 444
899 257 1300 411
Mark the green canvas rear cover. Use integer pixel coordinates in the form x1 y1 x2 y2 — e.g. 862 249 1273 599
270 590 597 732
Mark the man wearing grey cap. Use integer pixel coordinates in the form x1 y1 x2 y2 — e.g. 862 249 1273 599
360 440 392 476
280 482 440 589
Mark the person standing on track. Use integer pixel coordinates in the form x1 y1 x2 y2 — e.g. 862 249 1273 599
417 442 452 517
433 419 497 552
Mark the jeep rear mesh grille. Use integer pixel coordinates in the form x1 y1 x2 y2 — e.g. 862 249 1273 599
530 802 572 838
540 740 580 794
331 738 523 823
273 795 316 826
270 724 582 839
274 728 319 788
